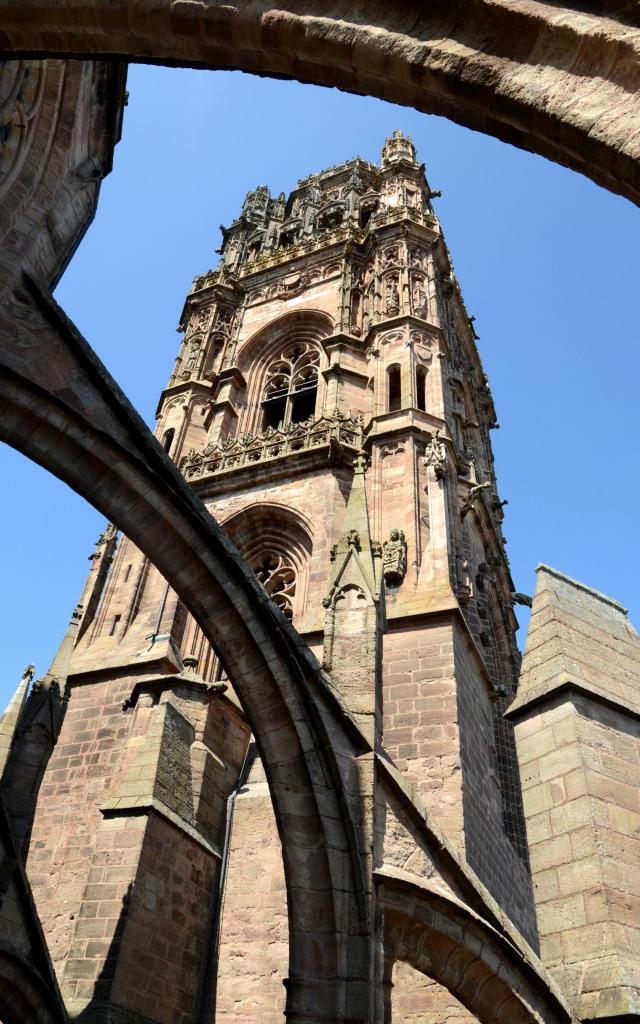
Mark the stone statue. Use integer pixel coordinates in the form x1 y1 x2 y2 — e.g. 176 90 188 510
383 528 407 583
424 429 447 479
412 278 428 316
385 275 400 315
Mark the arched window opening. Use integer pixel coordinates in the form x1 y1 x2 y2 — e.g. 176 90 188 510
262 342 320 430
252 551 296 620
246 235 262 259
416 366 427 412
317 207 343 233
279 226 299 248
360 203 376 229
388 364 401 412
161 427 175 454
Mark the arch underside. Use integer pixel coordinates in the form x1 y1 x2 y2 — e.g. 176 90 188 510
379 871 571 1024
0 2 638 205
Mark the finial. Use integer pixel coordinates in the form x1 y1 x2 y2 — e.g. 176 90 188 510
381 129 417 166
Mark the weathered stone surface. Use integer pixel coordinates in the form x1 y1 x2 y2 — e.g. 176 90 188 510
0 3 638 204
1 32 638 1022
511 565 640 1021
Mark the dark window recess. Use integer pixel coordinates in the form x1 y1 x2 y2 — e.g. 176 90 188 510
388 365 401 412
360 206 375 229
161 427 175 453
109 614 121 637
290 383 317 423
262 394 287 430
124 564 132 583
416 366 427 412
280 228 298 247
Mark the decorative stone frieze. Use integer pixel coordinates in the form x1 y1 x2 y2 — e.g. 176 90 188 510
182 412 363 481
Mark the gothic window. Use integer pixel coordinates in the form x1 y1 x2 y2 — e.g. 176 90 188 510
387 364 401 412
161 427 175 454
415 366 427 412
246 234 263 258
252 551 296 620
262 342 320 430
359 201 377 229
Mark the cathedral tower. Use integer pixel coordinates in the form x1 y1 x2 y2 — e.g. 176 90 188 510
19 132 537 1023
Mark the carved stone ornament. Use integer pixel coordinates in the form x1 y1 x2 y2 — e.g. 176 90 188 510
379 441 405 459
424 429 447 479
188 304 211 333
0 61 46 200
384 275 400 315
383 528 407 584
89 523 117 559
408 330 433 362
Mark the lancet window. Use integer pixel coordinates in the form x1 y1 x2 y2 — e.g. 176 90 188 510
388 364 401 412
261 342 320 430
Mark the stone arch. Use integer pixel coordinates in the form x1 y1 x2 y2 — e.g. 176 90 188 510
0 293 370 1022
0 5 637 205
223 502 314 622
0 948 62 1024
379 873 571 1024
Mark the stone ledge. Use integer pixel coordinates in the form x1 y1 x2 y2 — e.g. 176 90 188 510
506 674 640 724
99 797 221 859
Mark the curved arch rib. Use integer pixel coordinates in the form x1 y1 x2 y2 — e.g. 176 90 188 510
0 2 638 204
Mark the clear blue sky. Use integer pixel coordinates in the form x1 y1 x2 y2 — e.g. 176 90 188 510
1 65 638 704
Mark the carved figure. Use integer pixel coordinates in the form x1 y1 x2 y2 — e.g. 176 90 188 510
424 429 447 479
384 275 400 315
412 277 428 317
383 528 407 584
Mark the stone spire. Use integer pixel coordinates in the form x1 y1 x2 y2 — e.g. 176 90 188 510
0 606 80 854
0 663 34 776
35 602 82 693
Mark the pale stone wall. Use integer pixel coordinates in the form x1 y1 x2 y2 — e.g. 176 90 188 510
215 755 288 1024
512 565 640 1020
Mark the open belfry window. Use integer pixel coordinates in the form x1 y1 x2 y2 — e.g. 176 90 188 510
261 342 320 430
388 363 402 412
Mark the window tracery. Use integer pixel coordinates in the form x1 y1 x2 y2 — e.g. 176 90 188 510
252 550 296 620
262 342 320 430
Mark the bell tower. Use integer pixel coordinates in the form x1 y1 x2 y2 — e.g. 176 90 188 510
24 132 537 1023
